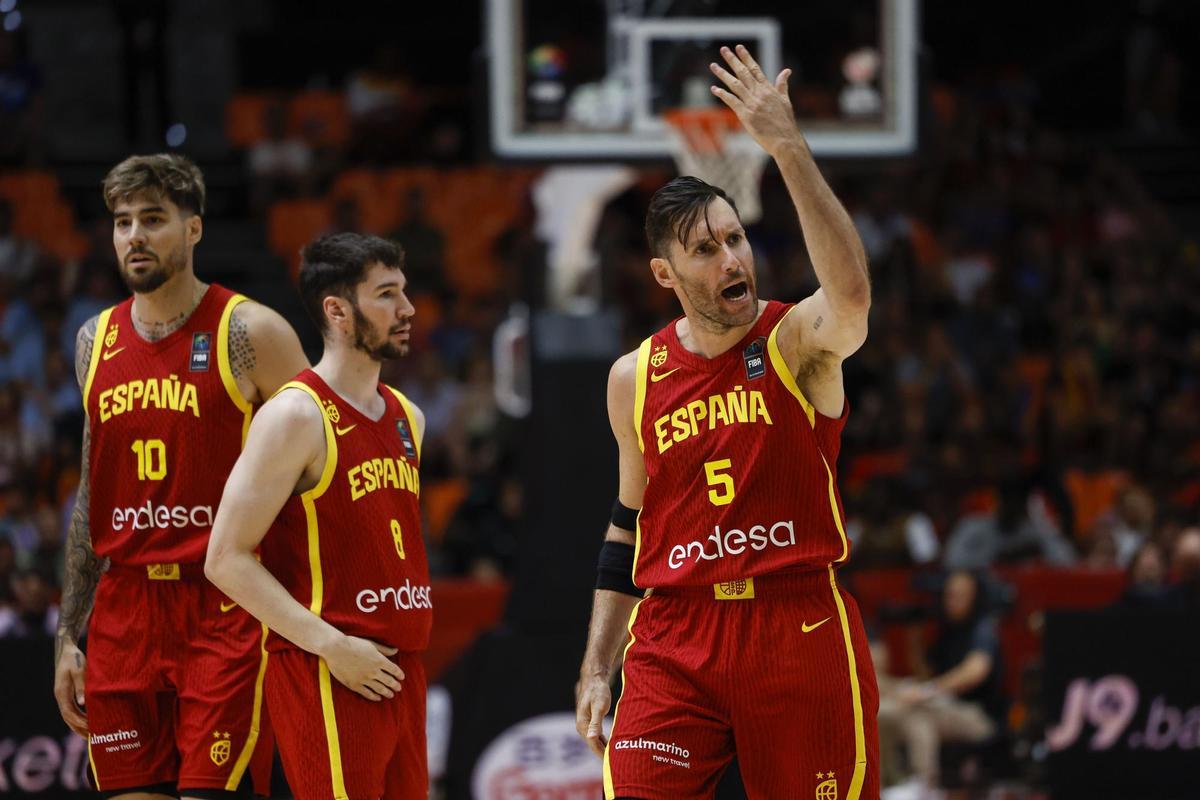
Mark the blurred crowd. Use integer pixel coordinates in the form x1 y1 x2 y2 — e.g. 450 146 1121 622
0 18 1196 745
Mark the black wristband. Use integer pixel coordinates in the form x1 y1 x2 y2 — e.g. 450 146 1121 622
611 499 639 532
596 540 642 597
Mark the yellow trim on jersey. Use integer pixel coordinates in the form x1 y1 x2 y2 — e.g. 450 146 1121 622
217 294 254 446
384 385 423 460
82 307 115 416
828 566 867 799
224 623 270 791
318 658 349 799
765 305 816 429
629 338 652 584
822 453 851 563
631 338 652 453
87 741 101 790
602 596 646 799
276 381 338 614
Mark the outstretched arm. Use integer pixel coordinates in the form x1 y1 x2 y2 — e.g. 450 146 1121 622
53 316 106 738
710 45 870 361
205 390 404 702
575 350 647 756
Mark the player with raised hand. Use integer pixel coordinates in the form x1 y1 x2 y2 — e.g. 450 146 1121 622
576 45 880 799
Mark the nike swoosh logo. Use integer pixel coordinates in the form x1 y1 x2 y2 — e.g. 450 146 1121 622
219 601 238 613
335 424 357 436
650 367 681 382
101 347 125 361
801 616 831 633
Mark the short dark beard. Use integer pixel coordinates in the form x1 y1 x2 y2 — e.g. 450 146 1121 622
351 301 407 361
671 263 758 333
120 245 186 294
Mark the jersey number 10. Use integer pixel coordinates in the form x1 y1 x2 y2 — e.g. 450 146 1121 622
131 439 168 480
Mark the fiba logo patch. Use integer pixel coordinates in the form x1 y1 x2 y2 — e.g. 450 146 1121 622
721 580 746 595
815 771 837 799
190 332 212 372
104 324 119 348
323 399 341 424
396 418 417 459
650 345 668 368
743 337 766 380
210 731 232 766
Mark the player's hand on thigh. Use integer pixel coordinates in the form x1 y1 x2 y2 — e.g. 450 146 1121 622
54 640 89 737
322 635 405 701
574 676 612 756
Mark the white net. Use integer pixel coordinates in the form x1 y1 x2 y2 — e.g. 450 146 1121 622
664 111 769 224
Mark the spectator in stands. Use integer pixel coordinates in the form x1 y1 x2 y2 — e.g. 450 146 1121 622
0 535 15 606
1168 527 1200 612
0 568 57 638
0 387 28 486
0 199 39 283
0 276 45 389
1113 540 1172 611
0 29 43 165
0 483 37 565
1081 522 1120 570
30 505 63 585
440 447 520 580
878 570 1005 796
399 350 462 444
387 187 447 298
346 44 426 162
60 266 120 363
247 100 314 212
1106 485 1156 567
943 480 1076 570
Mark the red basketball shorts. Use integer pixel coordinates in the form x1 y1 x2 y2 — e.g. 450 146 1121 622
265 648 427 800
85 563 273 794
604 567 879 800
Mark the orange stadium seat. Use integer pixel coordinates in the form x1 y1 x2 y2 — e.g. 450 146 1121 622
422 478 468 544
0 170 60 205
267 199 333 277
225 93 273 149
1064 468 1129 540
289 91 349 147
330 169 395 234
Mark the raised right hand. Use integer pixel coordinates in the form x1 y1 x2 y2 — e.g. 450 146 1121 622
54 639 89 737
574 675 612 756
321 635 405 701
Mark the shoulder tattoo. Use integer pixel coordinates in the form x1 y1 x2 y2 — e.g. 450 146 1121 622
229 306 257 381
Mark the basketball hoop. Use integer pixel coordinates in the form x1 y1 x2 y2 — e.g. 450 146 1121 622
663 108 768 224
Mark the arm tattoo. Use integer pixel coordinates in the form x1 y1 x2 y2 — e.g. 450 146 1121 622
57 318 108 661
229 307 257 381
813 315 824 331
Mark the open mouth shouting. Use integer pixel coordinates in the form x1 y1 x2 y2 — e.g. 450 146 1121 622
720 280 750 302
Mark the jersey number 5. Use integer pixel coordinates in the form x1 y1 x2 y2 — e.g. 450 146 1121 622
704 458 736 506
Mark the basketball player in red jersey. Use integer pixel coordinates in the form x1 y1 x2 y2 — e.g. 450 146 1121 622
205 233 430 800
575 46 880 799
50 154 308 799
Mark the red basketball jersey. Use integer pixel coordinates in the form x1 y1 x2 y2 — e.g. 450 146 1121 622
83 284 254 565
261 370 431 654
632 300 852 589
